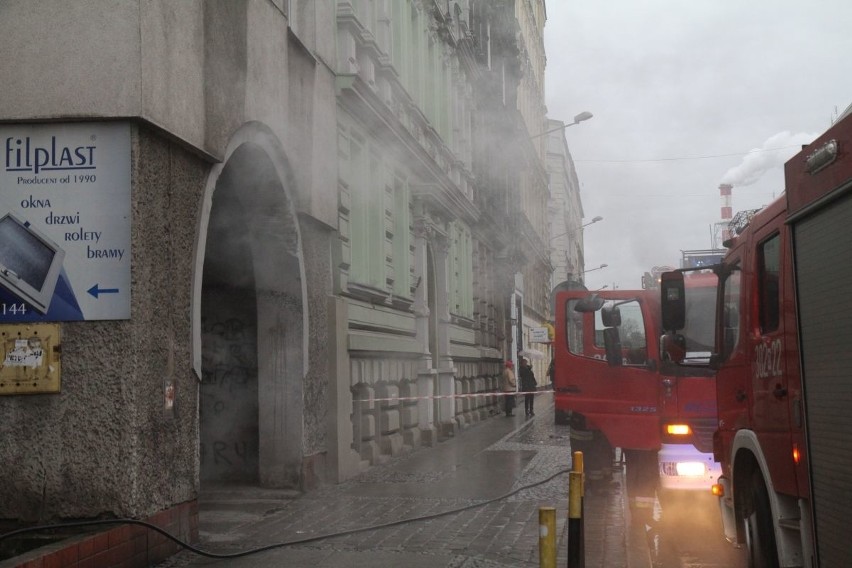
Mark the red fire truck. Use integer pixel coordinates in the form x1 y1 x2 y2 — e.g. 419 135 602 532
553 279 718 516
660 111 852 566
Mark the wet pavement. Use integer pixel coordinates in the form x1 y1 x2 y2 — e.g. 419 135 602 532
651 491 747 568
156 393 649 568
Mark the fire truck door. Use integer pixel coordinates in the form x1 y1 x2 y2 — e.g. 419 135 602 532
751 227 794 493
558 292 661 450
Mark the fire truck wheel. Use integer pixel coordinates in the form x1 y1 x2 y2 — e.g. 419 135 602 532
744 472 779 568
555 409 569 425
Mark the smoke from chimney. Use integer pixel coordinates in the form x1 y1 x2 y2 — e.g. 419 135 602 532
720 131 816 187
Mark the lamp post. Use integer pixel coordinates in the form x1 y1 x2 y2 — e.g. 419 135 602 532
582 263 608 275
550 216 603 243
530 111 594 140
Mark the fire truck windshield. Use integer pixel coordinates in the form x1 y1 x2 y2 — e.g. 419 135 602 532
682 286 716 360
565 298 649 366
594 301 646 350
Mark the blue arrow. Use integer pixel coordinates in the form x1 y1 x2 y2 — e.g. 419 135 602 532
88 284 120 298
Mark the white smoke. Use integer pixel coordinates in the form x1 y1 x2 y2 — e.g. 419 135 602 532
721 131 817 187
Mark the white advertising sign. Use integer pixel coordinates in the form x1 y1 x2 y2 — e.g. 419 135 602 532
530 326 550 343
0 122 131 321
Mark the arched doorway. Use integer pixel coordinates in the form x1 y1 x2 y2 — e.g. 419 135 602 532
201 172 259 482
195 126 307 488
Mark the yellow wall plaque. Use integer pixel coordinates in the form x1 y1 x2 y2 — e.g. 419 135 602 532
0 323 61 395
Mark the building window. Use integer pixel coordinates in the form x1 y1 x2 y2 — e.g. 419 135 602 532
449 222 473 318
340 123 413 298
390 174 412 297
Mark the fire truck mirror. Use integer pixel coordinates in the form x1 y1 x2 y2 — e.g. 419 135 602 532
660 271 685 331
601 304 621 327
660 332 686 364
573 294 605 313
603 327 623 367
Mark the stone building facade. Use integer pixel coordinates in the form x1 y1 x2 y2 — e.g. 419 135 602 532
0 0 551 556
331 0 544 477
512 0 552 379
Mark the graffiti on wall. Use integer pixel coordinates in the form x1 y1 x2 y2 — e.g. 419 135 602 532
200 287 259 481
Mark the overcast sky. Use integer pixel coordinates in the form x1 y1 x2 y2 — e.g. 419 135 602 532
544 0 852 291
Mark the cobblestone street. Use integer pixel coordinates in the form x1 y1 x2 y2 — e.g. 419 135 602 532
157 394 646 568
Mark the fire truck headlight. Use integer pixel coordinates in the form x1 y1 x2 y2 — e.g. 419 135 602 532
665 424 692 436
660 460 707 477
675 461 706 477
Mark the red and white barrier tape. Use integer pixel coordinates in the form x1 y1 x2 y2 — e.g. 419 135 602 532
354 389 554 403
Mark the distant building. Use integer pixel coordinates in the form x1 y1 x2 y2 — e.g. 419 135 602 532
546 118 586 291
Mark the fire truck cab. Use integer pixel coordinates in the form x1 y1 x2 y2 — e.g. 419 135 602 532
554 285 718 514
661 110 852 567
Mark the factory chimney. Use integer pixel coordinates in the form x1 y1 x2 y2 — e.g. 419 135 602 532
720 183 733 241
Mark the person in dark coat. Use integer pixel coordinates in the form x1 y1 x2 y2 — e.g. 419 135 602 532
519 357 537 418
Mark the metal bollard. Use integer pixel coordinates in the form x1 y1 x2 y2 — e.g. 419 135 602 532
539 506 556 568
574 451 585 565
573 451 584 486
567 451 585 568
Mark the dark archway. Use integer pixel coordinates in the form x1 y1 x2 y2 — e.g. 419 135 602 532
200 162 260 482
196 127 306 489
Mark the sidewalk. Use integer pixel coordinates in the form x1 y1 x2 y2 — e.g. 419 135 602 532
0 394 650 567
156 394 651 568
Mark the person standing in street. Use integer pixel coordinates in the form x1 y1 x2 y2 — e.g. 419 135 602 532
519 357 537 418
502 360 517 417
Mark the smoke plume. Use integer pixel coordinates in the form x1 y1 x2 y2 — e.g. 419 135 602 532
720 131 816 187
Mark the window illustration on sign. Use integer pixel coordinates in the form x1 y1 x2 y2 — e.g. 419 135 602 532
0 212 65 314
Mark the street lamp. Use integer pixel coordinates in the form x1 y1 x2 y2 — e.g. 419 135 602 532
582 263 608 275
530 111 594 139
549 215 603 242
584 215 603 228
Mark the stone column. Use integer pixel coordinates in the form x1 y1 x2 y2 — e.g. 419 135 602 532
412 214 437 445
432 233 457 439
352 382 380 464
327 296 361 482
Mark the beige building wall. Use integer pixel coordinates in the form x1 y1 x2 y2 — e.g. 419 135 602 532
0 0 337 523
